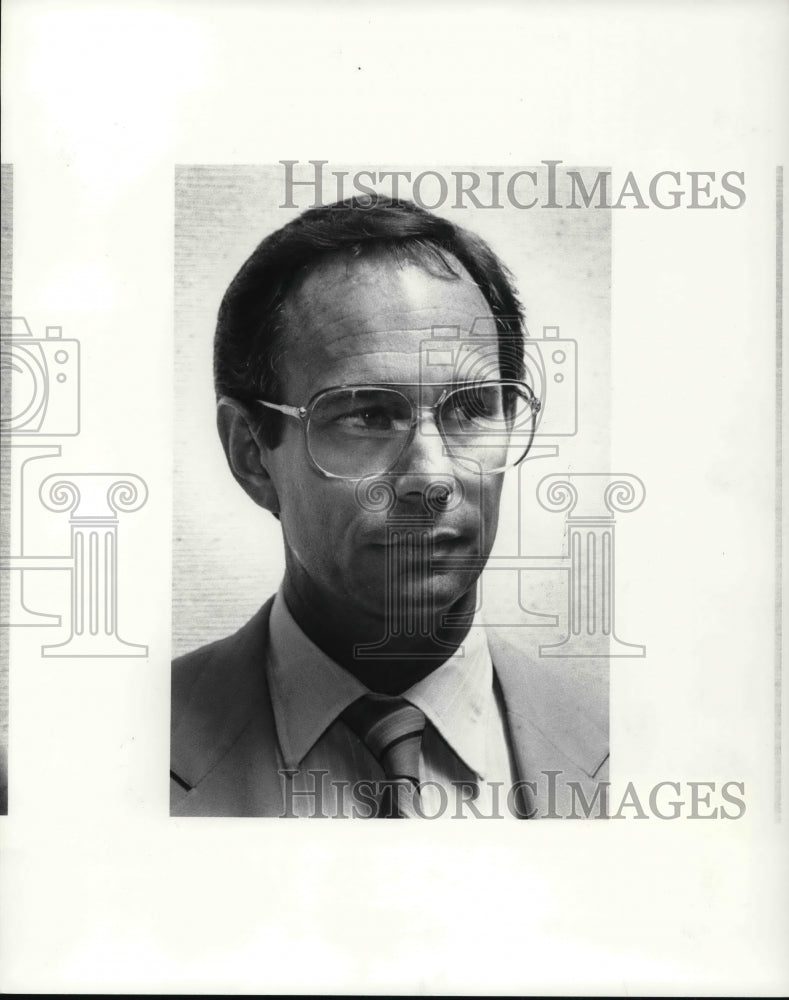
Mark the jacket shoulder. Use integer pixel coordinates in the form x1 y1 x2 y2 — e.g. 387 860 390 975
171 598 275 790
488 629 609 780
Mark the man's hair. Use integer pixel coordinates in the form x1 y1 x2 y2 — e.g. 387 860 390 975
214 194 526 446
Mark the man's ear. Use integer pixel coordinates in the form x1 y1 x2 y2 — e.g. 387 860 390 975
216 396 280 516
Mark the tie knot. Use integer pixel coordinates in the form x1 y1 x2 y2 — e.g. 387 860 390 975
343 694 426 786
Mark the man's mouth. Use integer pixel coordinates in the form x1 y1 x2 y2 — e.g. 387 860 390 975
429 532 467 552
366 533 482 576
368 530 468 549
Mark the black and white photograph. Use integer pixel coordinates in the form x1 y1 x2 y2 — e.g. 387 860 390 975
1 1 787 995
171 164 615 820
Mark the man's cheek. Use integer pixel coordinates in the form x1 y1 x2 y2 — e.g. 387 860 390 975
481 484 503 539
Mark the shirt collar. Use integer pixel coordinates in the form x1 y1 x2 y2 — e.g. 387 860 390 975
266 590 495 778
267 591 367 769
402 624 493 779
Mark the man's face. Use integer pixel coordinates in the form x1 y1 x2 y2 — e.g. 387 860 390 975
260 251 507 621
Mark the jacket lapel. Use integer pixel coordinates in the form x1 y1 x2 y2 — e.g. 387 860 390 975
171 597 286 815
488 630 610 819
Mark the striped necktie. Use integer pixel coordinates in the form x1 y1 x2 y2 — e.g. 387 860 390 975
343 694 426 818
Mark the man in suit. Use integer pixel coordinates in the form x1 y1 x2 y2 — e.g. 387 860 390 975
171 194 608 819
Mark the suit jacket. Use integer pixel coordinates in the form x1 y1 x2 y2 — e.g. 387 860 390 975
170 598 610 818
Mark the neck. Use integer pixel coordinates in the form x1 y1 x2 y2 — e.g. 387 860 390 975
281 572 476 696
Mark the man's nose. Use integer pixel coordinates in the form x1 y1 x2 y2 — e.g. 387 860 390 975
398 408 454 473
391 409 462 508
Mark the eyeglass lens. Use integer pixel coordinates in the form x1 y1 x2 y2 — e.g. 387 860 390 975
306 384 535 477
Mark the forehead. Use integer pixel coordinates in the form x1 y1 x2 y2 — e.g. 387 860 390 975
278 252 498 396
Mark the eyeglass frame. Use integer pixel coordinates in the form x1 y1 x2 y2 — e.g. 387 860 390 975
253 379 542 480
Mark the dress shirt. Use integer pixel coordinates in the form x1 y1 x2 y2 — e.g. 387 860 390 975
266 590 518 818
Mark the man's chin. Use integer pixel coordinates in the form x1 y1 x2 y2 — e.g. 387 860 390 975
356 569 477 621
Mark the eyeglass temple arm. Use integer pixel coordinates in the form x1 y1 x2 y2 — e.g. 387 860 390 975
257 399 306 420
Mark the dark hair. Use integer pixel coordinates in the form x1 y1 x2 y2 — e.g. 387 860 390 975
214 194 525 445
